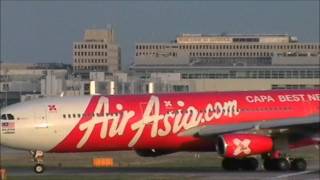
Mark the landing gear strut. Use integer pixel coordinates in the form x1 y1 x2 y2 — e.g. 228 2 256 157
30 150 45 174
222 157 259 171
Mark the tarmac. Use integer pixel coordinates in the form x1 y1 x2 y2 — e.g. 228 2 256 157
4 166 320 180
1 146 319 180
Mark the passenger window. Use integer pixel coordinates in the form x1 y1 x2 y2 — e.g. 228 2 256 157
68 114 71 118
78 114 81 118
63 114 66 118
73 114 76 118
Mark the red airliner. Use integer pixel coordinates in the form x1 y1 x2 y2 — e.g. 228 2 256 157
1 89 319 173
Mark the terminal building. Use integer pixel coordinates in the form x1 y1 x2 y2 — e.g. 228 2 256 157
1 33 319 107
73 28 121 76
131 34 320 91
134 34 318 59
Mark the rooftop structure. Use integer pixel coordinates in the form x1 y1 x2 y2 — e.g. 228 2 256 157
131 33 320 91
73 28 121 75
133 33 319 61
0 63 69 107
176 33 298 44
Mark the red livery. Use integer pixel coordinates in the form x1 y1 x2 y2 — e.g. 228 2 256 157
1 89 319 173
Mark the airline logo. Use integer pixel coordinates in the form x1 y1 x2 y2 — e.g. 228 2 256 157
48 105 57 112
51 95 241 152
50 91 320 152
164 101 173 107
233 138 251 156
76 95 240 149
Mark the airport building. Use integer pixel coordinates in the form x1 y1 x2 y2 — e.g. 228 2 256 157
0 63 70 107
1 34 319 107
131 34 320 91
73 28 121 75
134 34 318 59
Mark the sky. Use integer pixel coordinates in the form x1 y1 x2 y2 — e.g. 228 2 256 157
1 1 319 69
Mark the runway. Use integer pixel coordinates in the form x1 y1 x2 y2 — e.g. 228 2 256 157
2 146 319 179
5 166 320 180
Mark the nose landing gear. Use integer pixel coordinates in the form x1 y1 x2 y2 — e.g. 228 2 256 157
30 150 45 174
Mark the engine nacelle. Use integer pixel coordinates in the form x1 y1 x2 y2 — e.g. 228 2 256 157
216 134 273 158
135 149 175 157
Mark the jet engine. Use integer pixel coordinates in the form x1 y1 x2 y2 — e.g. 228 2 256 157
216 134 273 158
135 149 175 157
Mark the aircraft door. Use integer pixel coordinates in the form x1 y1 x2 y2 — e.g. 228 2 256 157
46 104 59 124
33 106 48 129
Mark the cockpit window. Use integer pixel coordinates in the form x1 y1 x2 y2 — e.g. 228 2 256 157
7 114 14 120
1 114 6 120
0 114 15 120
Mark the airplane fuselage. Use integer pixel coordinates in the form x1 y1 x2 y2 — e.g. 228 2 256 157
1 89 319 153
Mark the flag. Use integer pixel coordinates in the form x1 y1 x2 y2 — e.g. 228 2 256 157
1 122 15 129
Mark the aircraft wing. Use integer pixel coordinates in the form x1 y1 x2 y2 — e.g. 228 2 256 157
178 115 320 137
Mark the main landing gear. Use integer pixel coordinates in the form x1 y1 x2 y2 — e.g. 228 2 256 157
262 152 307 171
222 157 259 171
222 155 307 171
263 158 306 171
30 150 45 174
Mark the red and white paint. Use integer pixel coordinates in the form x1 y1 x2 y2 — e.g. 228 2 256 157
0 89 319 155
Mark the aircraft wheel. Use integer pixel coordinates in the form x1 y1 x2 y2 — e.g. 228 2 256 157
276 158 290 171
291 158 307 171
242 158 259 171
34 164 45 174
263 159 275 171
222 158 240 171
